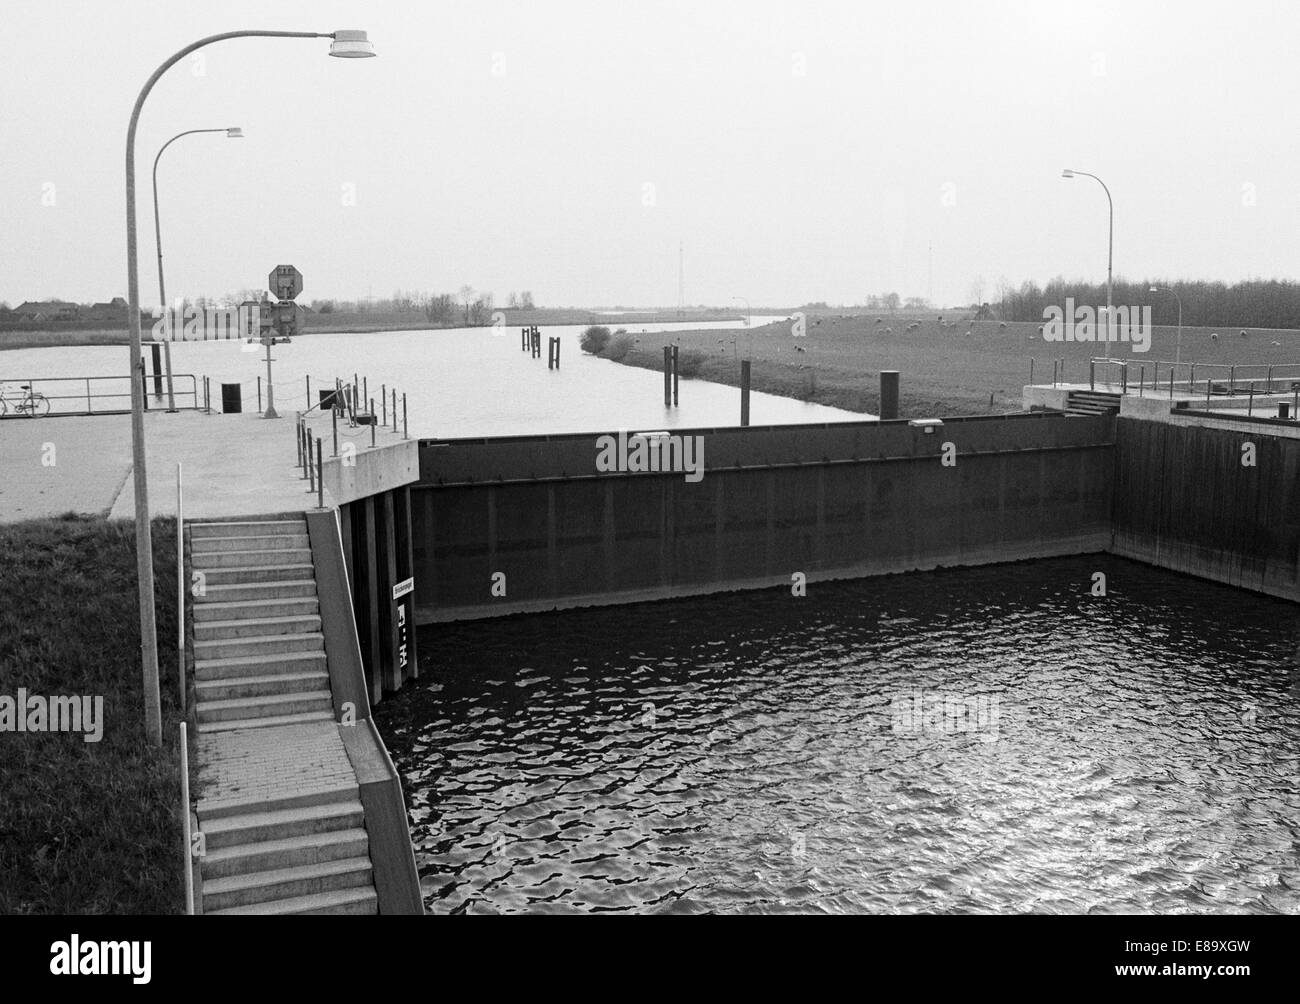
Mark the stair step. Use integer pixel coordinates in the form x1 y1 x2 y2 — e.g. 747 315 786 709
196 669 330 701
194 632 325 661
195 651 328 682
194 614 322 641
196 711 335 734
201 828 369 880
201 800 366 849
200 581 318 603
194 597 320 622
206 886 378 915
202 856 373 911
191 548 315 569
198 781 361 823
196 690 333 723
192 534 311 553
191 520 307 539
198 564 316 586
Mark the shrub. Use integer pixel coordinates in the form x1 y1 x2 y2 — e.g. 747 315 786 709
602 333 635 361
579 325 611 354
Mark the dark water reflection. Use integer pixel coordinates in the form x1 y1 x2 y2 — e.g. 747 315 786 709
374 556 1300 914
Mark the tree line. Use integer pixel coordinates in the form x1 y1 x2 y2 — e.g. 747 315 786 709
996 278 1300 329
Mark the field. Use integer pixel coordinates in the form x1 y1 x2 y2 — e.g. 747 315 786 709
602 311 1300 417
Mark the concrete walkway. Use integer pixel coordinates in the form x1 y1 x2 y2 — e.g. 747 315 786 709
0 406 405 523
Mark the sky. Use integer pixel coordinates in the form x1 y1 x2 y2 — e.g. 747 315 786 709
2 0 1298 309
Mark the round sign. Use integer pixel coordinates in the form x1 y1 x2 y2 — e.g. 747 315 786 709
268 264 303 301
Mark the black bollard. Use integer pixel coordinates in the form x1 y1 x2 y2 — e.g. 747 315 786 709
880 370 899 420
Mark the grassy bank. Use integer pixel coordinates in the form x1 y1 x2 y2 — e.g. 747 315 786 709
600 314 1300 418
0 515 184 914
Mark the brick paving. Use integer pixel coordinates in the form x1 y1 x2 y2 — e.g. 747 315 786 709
195 721 357 818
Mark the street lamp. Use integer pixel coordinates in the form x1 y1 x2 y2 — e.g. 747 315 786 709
732 296 751 326
1061 168 1113 361
152 126 244 412
125 29 375 744
1150 285 1183 366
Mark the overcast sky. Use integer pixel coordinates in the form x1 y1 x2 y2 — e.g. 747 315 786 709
2 0 1298 309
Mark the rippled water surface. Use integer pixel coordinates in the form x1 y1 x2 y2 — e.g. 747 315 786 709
374 556 1300 914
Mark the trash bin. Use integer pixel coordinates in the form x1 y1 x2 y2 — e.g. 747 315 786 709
1279 402 1290 420
319 388 340 412
221 382 242 414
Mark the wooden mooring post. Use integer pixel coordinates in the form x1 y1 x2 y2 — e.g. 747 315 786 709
740 359 751 426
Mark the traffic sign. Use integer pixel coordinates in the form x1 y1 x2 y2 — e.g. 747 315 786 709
268 264 303 301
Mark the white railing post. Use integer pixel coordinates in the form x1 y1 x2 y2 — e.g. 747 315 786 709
180 721 194 915
177 462 184 708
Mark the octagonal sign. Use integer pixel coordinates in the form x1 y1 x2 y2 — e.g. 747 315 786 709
268 264 303 301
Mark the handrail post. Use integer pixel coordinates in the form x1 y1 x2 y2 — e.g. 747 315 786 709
316 436 324 510
392 388 398 432
370 399 376 448
403 393 408 440
332 404 339 457
306 374 311 409
1248 384 1255 417
258 375 262 413
86 377 92 413
1267 365 1273 394
1229 365 1235 394
180 721 193 916
306 434 315 492
176 461 185 709
296 414 303 470
382 385 387 426
1089 359 1094 390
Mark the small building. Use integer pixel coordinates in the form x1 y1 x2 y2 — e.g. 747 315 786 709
14 300 80 321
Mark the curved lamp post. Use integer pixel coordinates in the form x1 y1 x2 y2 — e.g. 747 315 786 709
1150 285 1183 367
125 28 375 744
153 126 244 412
1062 169 1113 361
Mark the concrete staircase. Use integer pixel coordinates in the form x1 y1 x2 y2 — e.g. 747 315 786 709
1065 390 1122 416
198 767 377 915
191 519 333 734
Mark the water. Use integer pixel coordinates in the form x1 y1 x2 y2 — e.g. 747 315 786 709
1 318 862 435
373 555 1300 915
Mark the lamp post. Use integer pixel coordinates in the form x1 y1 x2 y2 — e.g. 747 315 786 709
1150 285 1183 366
153 127 244 412
125 28 375 744
732 296 751 326
1061 169 1113 361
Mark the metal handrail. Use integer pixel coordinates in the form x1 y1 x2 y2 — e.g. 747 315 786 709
0 373 201 414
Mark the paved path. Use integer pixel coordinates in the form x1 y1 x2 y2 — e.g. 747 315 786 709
0 407 404 523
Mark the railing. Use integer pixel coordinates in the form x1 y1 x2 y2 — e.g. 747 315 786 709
1087 357 1300 397
0 373 201 416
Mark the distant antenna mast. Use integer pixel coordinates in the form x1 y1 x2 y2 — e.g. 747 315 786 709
928 242 933 304
678 241 684 318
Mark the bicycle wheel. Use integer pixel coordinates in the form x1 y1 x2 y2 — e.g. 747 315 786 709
0 396 7 417
30 393 50 417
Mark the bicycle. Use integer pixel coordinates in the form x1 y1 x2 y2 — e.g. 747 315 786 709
0 383 52 417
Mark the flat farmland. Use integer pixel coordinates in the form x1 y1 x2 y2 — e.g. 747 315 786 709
608 313 1300 418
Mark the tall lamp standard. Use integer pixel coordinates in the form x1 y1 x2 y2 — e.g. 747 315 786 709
1061 169 1113 362
732 296 751 326
125 29 375 744
1149 285 1183 367
153 126 244 412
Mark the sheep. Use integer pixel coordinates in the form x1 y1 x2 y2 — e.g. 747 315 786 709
1272 340 1281 347
999 322 1007 330
1210 332 1219 341
884 327 892 334
1240 330 1248 338
794 344 807 353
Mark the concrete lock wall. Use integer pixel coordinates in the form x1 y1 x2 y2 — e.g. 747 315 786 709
409 413 1116 624
1112 417 1300 602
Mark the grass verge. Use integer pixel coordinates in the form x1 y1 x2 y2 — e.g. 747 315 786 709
0 514 184 914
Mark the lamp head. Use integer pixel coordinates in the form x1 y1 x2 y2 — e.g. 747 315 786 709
1149 286 1159 293
329 30 376 58
226 127 244 139
1061 169 1075 179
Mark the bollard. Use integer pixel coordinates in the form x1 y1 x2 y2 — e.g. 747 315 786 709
370 399 376 448
672 345 679 406
740 359 751 426
316 437 324 510
880 370 899 420
403 393 408 440
1089 359 1094 391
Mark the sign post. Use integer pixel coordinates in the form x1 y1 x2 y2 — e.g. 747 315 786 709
262 265 304 419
